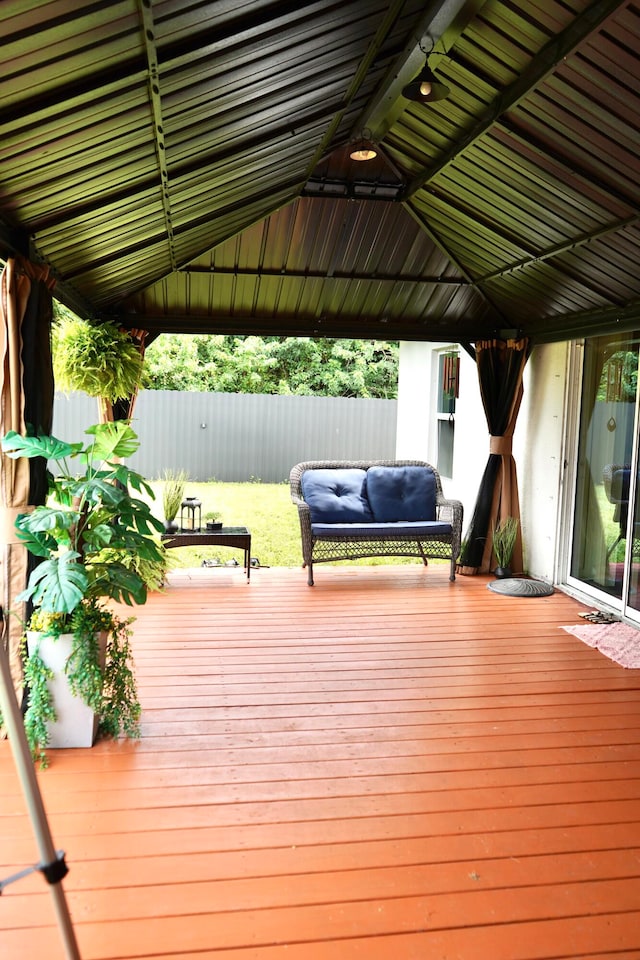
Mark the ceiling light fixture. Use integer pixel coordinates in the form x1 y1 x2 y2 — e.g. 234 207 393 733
402 37 450 103
349 129 377 162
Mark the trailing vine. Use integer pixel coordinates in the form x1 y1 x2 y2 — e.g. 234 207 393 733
23 645 55 769
100 616 141 739
66 602 115 711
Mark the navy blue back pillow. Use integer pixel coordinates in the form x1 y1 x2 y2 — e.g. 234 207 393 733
366 466 436 522
301 469 374 523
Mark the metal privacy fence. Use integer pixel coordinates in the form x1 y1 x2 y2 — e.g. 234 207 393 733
52 390 398 482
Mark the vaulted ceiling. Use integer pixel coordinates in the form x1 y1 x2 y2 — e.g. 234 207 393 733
2 0 639 345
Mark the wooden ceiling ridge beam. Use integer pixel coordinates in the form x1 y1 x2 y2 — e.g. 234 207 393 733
138 0 177 272
179 265 469 285
117 311 481 342
477 212 640 284
299 0 414 192
403 0 628 199
355 0 484 141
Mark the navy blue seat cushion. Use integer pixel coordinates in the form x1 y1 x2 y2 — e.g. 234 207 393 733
311 520 452 537
301 468 374 523
366 465 436 522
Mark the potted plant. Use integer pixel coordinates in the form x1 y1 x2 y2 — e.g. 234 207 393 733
1 421 165 765
204 510 222 531
162 469 187 533
492 516 519 578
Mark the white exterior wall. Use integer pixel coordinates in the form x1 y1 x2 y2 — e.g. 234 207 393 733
395 341 434 462
448 349 487 508
517 341 570 582
397 340 571 583
396 341 487 514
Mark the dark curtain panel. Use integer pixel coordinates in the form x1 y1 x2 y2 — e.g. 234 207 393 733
458 337 530 575
0 257 55 698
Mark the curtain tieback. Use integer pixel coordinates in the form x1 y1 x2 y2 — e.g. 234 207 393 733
490 436 512 456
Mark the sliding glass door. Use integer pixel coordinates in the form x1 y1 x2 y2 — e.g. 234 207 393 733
571 334 639 609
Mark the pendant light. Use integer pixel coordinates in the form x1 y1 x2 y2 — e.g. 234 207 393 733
402 61 450 102
349 130 377 162
402 36 450 104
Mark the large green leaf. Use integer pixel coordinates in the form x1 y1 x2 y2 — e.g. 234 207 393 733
123 469 156 499
84 421 140 462
18 506 77 534
79 477 127 507
117 498 164 534
14 526 60 558
82 522 115 551
86 562 147 606
17 552 87 614
112 528 165 560
1 431 81 462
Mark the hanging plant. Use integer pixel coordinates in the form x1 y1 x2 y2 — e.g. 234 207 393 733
53 316 143 403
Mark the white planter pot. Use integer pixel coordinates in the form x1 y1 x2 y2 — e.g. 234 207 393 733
26 630 107 749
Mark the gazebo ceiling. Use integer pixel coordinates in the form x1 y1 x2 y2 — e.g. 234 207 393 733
1 0 639 345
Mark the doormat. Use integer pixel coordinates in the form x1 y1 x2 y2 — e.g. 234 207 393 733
561 621 640 668
487 577 554 597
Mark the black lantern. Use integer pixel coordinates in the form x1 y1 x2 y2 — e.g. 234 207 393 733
180 496 202 532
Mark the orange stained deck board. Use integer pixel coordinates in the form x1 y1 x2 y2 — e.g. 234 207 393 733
1 564 640 959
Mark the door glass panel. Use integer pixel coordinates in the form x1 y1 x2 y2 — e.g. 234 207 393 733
571 335 639 600
626 446 640 613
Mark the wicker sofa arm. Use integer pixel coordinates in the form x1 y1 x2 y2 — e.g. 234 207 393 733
436 494 464 531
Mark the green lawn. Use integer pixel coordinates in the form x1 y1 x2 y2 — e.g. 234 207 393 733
150 480 421 570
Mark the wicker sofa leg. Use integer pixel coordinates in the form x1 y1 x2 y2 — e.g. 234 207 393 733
306 562 314 586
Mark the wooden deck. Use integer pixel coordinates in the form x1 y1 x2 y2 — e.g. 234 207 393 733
2 563 640 960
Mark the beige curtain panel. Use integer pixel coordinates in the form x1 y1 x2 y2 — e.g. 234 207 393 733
0 257 55 699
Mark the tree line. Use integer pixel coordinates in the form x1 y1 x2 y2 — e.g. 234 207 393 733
142 334 398 399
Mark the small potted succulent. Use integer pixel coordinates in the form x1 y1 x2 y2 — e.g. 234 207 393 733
204 510 222 531
1 421 165 765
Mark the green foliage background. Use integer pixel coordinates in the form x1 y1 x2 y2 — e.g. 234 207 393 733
142 334 398 399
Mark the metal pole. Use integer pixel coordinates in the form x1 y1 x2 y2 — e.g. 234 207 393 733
0 616 82 960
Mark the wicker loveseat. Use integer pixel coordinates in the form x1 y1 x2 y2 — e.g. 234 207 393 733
290 460 463 585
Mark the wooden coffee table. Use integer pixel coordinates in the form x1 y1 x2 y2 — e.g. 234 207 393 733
161 526 252 580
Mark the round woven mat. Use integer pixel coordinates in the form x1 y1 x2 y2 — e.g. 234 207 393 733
487 577 554 597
